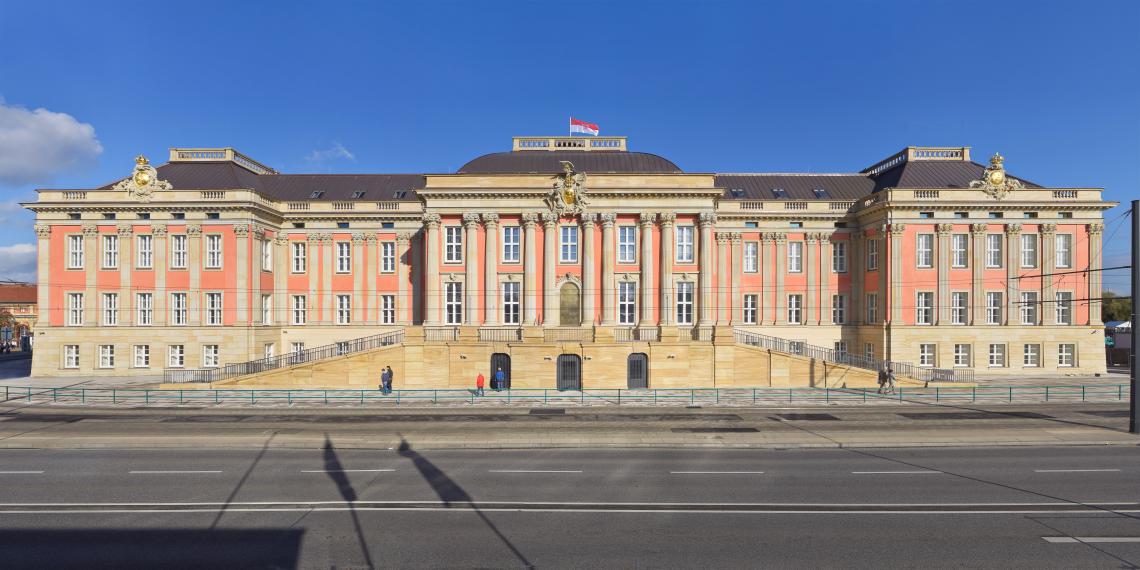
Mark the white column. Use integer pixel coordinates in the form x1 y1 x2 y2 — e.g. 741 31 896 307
272 234 287 327
760 233 772 324
600 212 616 325
1004 224 1021 326
542 212 559 325
774 233 786 325
351 232 364 325
153 225 169 327
658 213 675 326
235 224 250 326
366 234 378 325
117 225 133 326
698 212 716 327
1041 224 1056 325
806 233 818 326
819 234 831 326
1088 222 1104 325
888 224 905 324
522 212 539 325
639 213 655 325
715 232 729 325
581 213 597 325
396 233 411 324
187 225 202 326
482 213 499 326
970 224 986 325
462 213 480 325
936 224 952 326
34 224 51 328
732 233 744 325
422 214 441 326
849 232 863 325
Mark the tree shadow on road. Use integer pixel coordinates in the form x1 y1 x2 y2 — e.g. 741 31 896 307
397 435 534 568
322 434 376 569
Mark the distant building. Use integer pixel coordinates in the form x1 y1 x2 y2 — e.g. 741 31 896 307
0 283 37 333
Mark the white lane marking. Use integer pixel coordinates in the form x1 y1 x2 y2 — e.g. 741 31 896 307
128 470 223 474
301 469 395 473
1043 537 1140 543
0 471 43 474
670 471 765 475
851 471 943 475
1034 469 1122 473
0 500 1135 508
488 470 583 473
4 508 1140 516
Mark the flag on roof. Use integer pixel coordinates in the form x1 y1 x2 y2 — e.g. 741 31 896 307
570 117 599 136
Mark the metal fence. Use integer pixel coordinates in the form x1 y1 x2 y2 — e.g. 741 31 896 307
2 384 1127 407
732 330 972 383
163 329 405 384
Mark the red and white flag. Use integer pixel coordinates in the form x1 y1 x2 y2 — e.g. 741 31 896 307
570 117 599 136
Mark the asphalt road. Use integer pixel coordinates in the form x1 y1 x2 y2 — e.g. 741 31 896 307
2 445 1140 568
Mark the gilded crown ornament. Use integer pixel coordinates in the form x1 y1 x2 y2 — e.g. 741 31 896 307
969 152 1022 200
113 155 172 202
547 161 589 215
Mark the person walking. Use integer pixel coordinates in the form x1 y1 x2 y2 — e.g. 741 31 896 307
885 367 897 394
384 366 394 394
876 368 887 394
475 372 485 397
379 367 389 394
494 367 505 391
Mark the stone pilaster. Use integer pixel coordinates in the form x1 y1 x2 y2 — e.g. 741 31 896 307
422 214 441 325
732 233 745 325
351 232 365 324
463 213 480 325
936 223 953 325
252 228 264 328
482 213 500 326
1088 222 1104 325
638 212 655 325
698 212 716 326
819 233 831 325
395 233 410 324
970 223 987 325
806 232 818 326
658 212 676 326
849 232 863 325
234 224 250 325
522 212 539 325
34 224 50 328
117 224 133 326
321 233 334 324
600 212 616 325
580 213 597 326
715 232 729 325
886 224 905 324
272 234 288 327
187 224 202 326
542 212 559 326
774 233 787 325
153 225 168 326
1004 224 1022 326
1040 224 1056 325
366 234 378 324
760 233 773 324
82 224 98 326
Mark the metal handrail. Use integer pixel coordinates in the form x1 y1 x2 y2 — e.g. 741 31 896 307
164 329 404 384
732 329 972 383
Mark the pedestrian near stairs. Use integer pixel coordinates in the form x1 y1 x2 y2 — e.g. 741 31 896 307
379 367 389 394
476 372 485 397
495 367 505 391
384 366 394 394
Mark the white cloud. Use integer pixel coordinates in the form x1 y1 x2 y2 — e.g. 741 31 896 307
305 142 356 163
0 243 36 283
0 99 103 187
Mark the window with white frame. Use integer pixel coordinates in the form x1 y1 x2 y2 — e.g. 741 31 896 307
1055 234 1073 269
618 226 636 263
503 282 520 325
336 294 351 324
202 344 220 368
168 344 185 368
954 344 971 367
292 295 307 325
951 292 968 325
832 294 845 324
445 282 463 324
98 345 115 368
67 235 84 269
1023 343 1040 367
136 293 152 326
261 239 272 271
919 344 936 367
133 345 150 368
171 234 188 269
985 234 1003 268
137 235 153 268
292 242 307 272
335 341 349 356
787 294 803 324
1058 343 1075 367
864 342 875 360
101 235 118 269
866 293 878 323
502 226 521 263
915 292 934 325
916 234 934 268
832 241 847 273
67 293 83 326
170 292 187 325
618 281 636 324
381 242 395 273
381 295 395 324
743 242 758 273
743 294 758 325
261 294 272 325
560 226 579 263
675 226 694 263
64 345 80 368
788 241 803 273
102 292 118 326
985 292 1003 324
834 341 848 355
988 343 1006 367
290 342 305 356
263 343 275 360
866 239 878 270
336 242 351 273
1019 291 1038 325
676 281 694 324
1020 234 1037 268
205 235 222 269
206 293 222 325
1055 291 1073 325
444 226 463 263
951 234 968 268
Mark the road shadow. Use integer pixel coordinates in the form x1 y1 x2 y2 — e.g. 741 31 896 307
210 432 275 529
397 436 533 568
322 434 375 569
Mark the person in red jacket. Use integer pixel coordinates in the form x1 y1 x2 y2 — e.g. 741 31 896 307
475 372 485 397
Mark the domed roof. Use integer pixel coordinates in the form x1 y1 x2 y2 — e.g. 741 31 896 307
458 150 682 174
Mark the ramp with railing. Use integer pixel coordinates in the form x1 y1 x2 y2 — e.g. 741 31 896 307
164 329 404 384
732 329 972 383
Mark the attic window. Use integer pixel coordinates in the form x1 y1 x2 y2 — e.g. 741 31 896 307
729 188 745 198
811 188 830 199
393 191 408 199
351 191 366 199
771 188 788 199
309 191 325 199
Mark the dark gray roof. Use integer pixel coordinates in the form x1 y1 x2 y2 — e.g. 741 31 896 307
868 160 1041 191
716 174 874 201
459 151 682 174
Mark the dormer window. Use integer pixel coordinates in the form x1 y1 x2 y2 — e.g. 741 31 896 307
771 188 788 199
309 191 325 199
351 191 366 199
729 188 745 198
811 188 830 199
393 191 408 199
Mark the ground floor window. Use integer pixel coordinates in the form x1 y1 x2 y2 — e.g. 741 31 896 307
919 344 935 367
1023 344 1040 367
381 295 396 325
64 345 79 368
168 345 185 368
1058 343 1075 367
833 341 848 355
335 341 349 356
831 295 845 324
743 294 757 324
988 344 1006 367
864 343 874 360
264 343 275 360
98 345 115 368
954 344 971 367
336 295 351 325
787 294 802 324
202 344 219 368
133 345 150 368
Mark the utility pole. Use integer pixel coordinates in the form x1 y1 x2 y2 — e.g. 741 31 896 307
1131 200 1138 434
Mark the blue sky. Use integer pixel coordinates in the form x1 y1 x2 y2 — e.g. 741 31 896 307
0 0 1135 291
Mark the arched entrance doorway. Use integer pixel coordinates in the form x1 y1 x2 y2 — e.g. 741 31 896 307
559 282 581 326
490 353 511 390
556 354 582 391
627 353 649 389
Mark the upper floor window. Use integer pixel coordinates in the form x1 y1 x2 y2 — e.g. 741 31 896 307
261 239 272 271
675 281 694 325
381 242 395 273
866 239 878 270
204 235 222 269
985 234 1003 268
951 234 968 268
831 294 846 324
617 226 636 263
206 292 223 325
502 226 521 263
832 241 847 273
67 293 83 326
101 292 118 326
915 292 934 325
445 282 463 324
1055 234 1073 269
292 295 307 325
1020 234 1038 268
985 291 1003 324
866 293 878 323
1019 291 1038 325
170 292 187 325
787 241 803 273
171 235 188 269
137 235 153 269
67 235 84 269
1055 291 1073 325
336 294 351 325
336 242 352 273
743 294 758 325
292 242 306 273
136 292 153 326
444 226 462 263
675 226 694 263
916 234 934 268
502 282 521 325
951 292 968 325
101 235 119 269
787 294 803 324
618 281 637 325
560 226 579 263
743 242 758 273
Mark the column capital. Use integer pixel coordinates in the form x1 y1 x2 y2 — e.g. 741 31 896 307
771 232 786 244
116 224 134 237
698 211 717 227
882 223 905 235
481 212 500 226
599 212 617 227
730 232 743 244
935 223 954 236
639 212 656 227
365 233 378 243
307 232 323 243
521 212 540 227
580 212 597 226
715 232 731 244
422 212 441 229
396 232 412 245
273 234 289 246
1004 223 1022 235
818 233 831 245
82 224 99 237
34 223 51 238
806 232 819 244
462 212 482 228
1088 222 1104 236
351 232 366 244
186 224 202 236
540 211 559 226
657 212 677 226
969 223 988 236
1039 223 1057 236
152 224 168 237
233 224 250 238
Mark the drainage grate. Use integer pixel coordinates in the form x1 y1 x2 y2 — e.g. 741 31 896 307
1079 410 1130 418
898 411 1052 420
671 427 759 433
775 413 839 421
529 408 566 415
